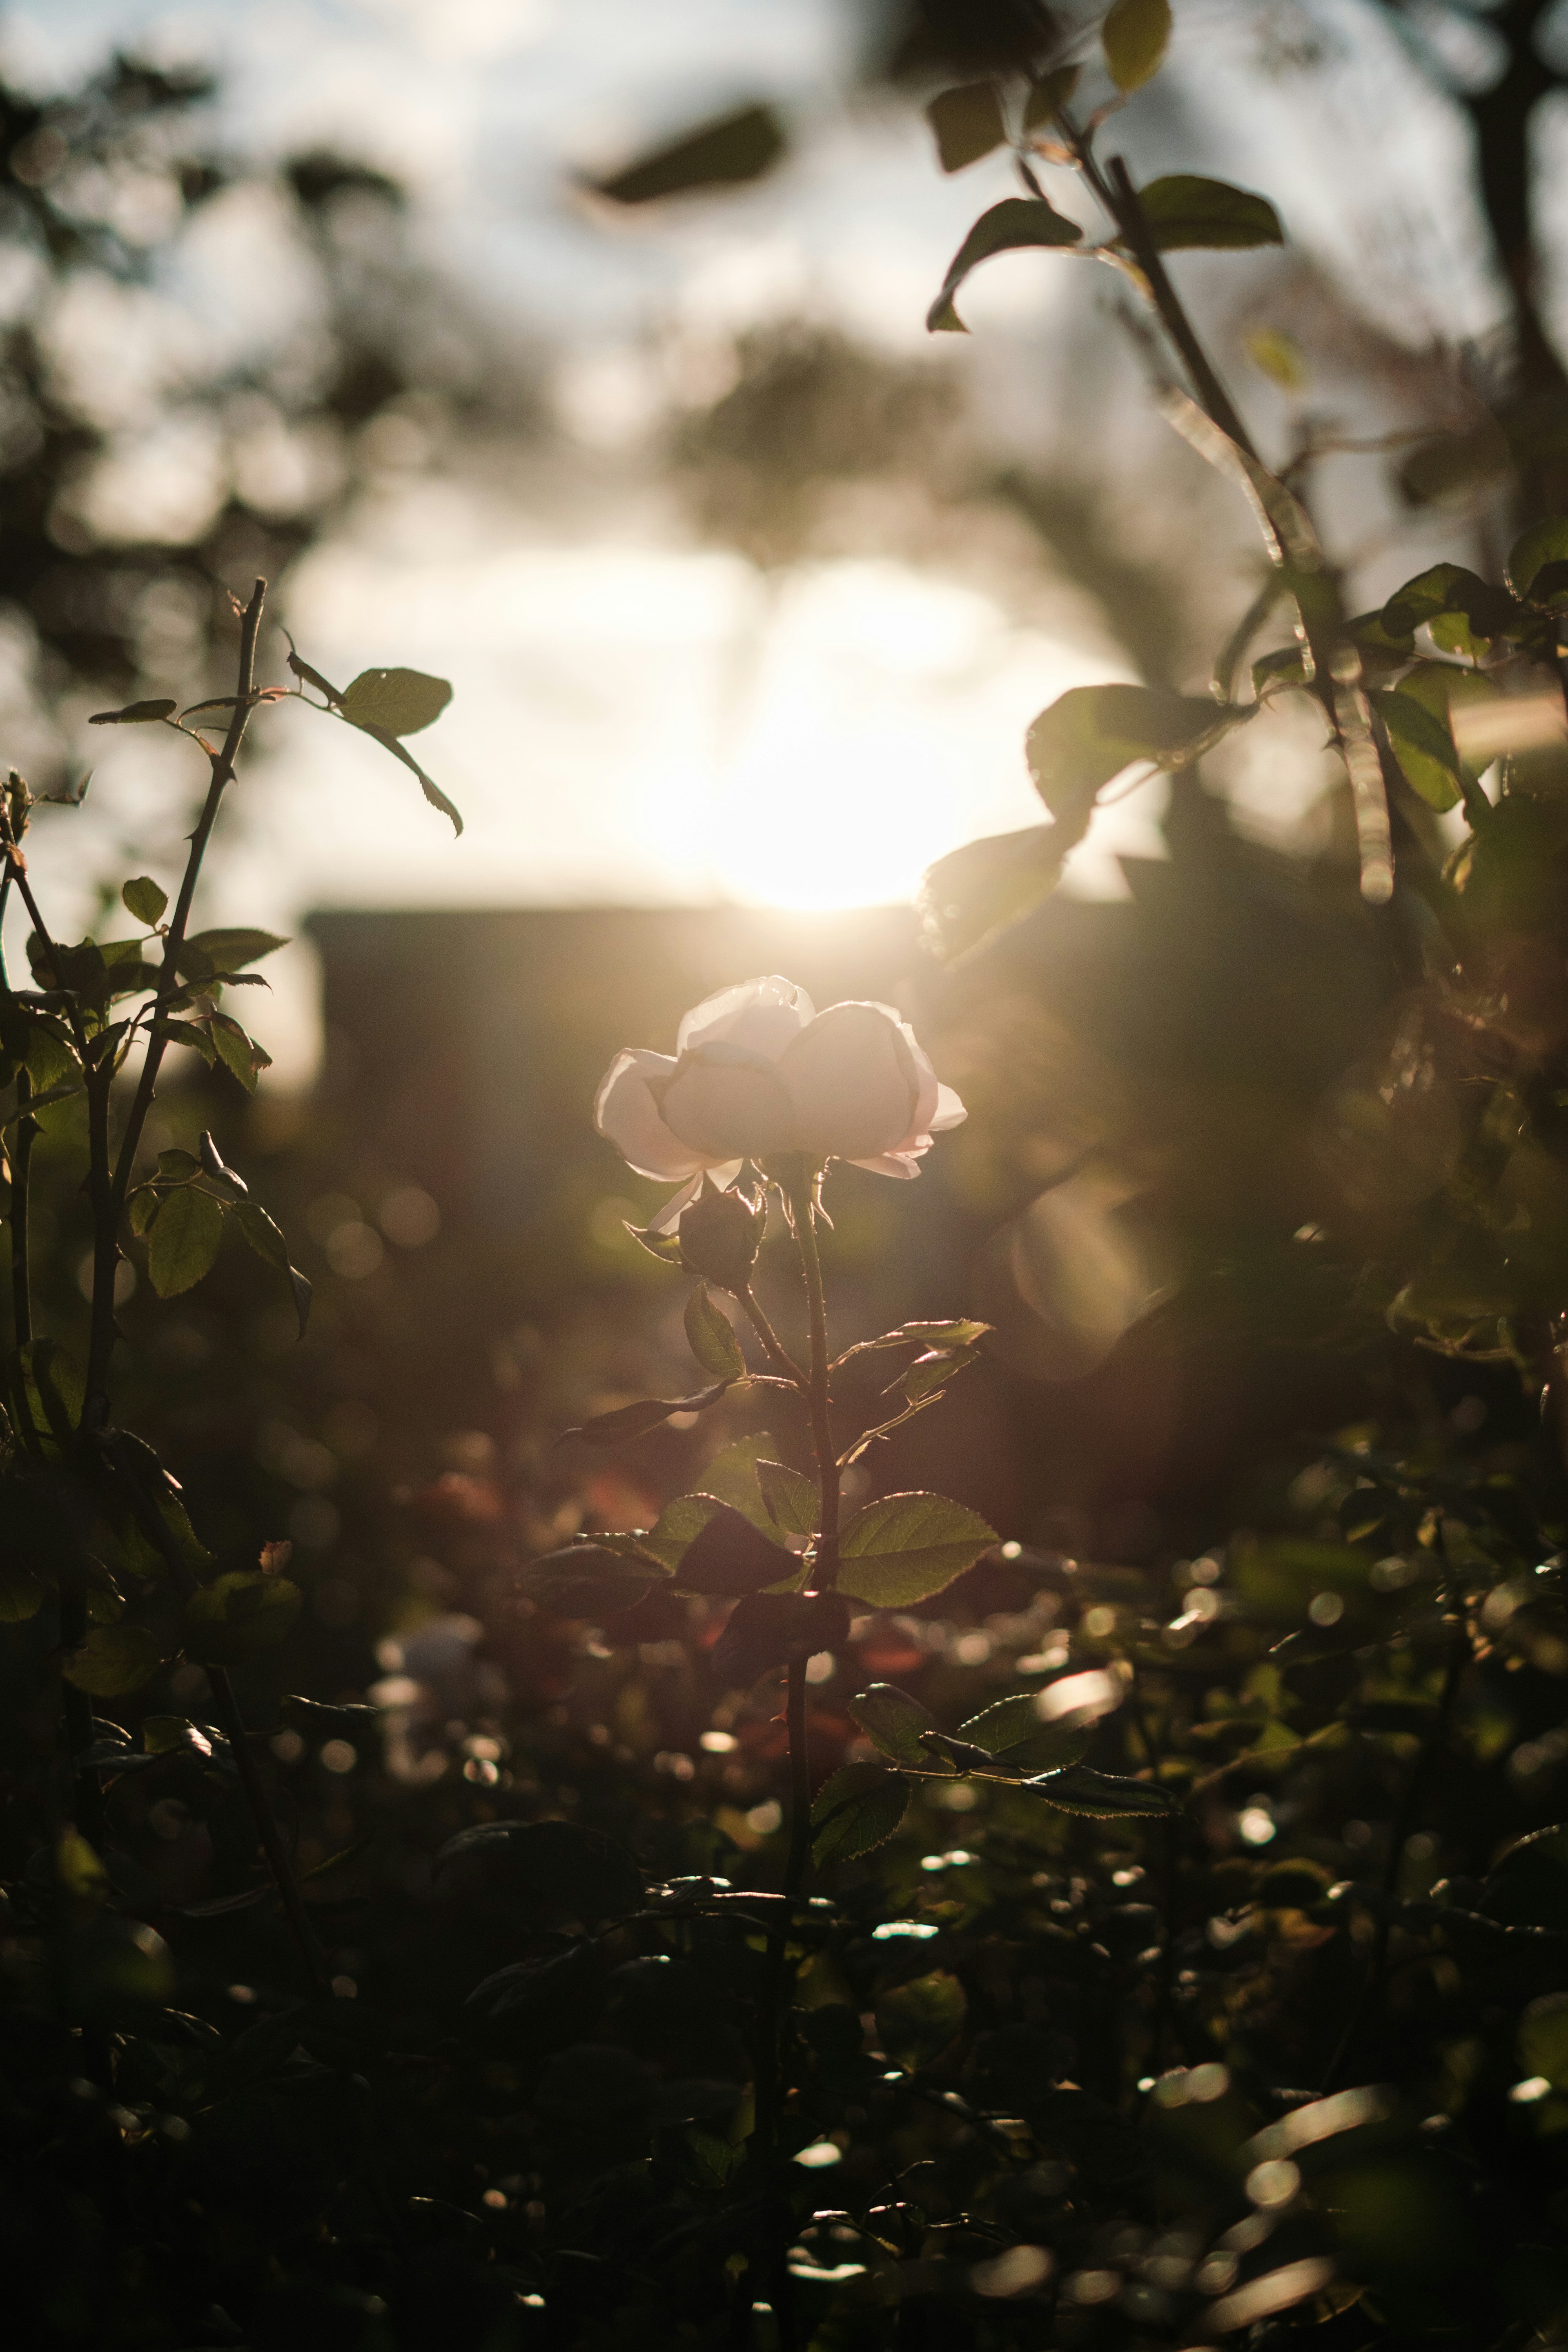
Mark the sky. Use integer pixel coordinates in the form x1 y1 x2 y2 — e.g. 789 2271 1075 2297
0 0 1511 1076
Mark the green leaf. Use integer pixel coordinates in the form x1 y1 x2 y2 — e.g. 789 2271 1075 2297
349 721 464 835
1102 0 1171 91
811 1762 909 1865
1520 1993 1568 2091
155 1148 200 1183
1029 1763 1174 1818
567 1384 730 1446
121 876 167 926
669 1501 799 1597
689 1431 784 1533
0 1555 46 1621
712 1587 851 1686
925 82 1007 173
927 196 1082 333
1027 684 1241 826
150 1018 216 1066
178 927 287 978
1507 518 1568 610
182 1570 301 1664
875 1970 966 2068
918 823 1074 963
591 102 785 205
1129 174 1283 252
1252 643 1313 697
62 1623 166 1696
207 1013 271 1094
960 1694 1090 1773
1023 64 1080 127
757 1457 817 1537
21 1021 78 1091
231 1199 312 1337
147 1185 225 1298
517 1542 669 1617
837 1492 998 1608
1381 562 1517 658
901 1343 979 1405
849 1682 945 1771
1374 686 1462 812
685 1283 746 1380
88 699 176 726
338 667 453 739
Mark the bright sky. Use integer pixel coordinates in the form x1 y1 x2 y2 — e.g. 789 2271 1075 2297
0 0 1508 1077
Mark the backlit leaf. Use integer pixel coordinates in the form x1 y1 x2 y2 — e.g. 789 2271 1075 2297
568 1383 731 1445
1027 684 1242 826
1130 174 1282 252
757 1456 817 1536
232 1199 312 1337
1508 518 1568 610
339 667 453 738
875 1970 966 2067
837 1492 998 1608
147 1185 224 1298
811 1762 909 1864
849 1682 946 1771
670 1501 798 1597
62 1623 166 1696
960 1693 1090 1773
517 1542 668 1617
918 823 1073 963
685 1282 746 1380
926 82 1007 174
1029 1763 1174 1818
927 197 1082 334
1102 0 1171 92
121 876 167 925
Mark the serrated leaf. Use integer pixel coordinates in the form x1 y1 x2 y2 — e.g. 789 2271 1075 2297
811 1762 909 1864
207 1013 271 1094
837 1492 998 1608
566 1383 730 1445
1102 0 1171 92
517 1542 668 1617
1029 1762 1174 1818
349 720 464 835
711 1587 851 1687
121 876 167 925
88 699 176 726
901 1343 979 1404
147 1185 225 1298
1130 174 1282 252
1374 686 1462 811
927 196 1082 333
155 1148 200 1183
231 1199 311 1336
685 1283 746 1380
757 1457 817 1536
183 1570 301 1664
150 1018 216 1066
62 1623 166 1696
592 102 785 205
339 667 452 739
1381 562 1516 658
925 82 1007 173
959 1694 1089 1773
849 1682 946 1771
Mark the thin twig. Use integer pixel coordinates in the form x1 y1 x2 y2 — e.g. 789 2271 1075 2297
94 578 267 1410
1102 154 1259 461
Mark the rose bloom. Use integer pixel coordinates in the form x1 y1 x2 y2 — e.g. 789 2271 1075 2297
595 975 966 1227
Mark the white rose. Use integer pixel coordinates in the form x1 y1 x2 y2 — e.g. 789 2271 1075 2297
594 974 966 1226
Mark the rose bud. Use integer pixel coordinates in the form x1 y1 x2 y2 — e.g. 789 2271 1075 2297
678 1176 762 1293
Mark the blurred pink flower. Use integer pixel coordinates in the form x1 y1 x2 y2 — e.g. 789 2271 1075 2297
594 974 966 1228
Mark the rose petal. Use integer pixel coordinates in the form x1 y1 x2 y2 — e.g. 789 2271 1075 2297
780 1002 920 1163
847 1149 926 1179
595 1048 708 1180
932 1082 967 1131
677 974 815 1063
660 1047 798 1159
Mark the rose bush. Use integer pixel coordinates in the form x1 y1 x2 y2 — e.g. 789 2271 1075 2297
593 973 965 1224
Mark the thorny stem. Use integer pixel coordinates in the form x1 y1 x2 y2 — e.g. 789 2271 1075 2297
1322 1613 1470 2092
93 577 268 1415
737 1283 806 1388
97 1432 331 1998
0 866 33 1352
1099 152 1261 462
782 1157 839 1579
